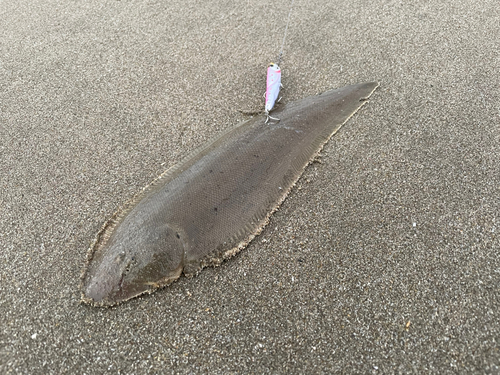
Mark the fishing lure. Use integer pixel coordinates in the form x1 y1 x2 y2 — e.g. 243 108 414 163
265 62 282 123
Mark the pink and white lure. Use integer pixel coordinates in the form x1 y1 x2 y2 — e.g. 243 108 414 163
265 62 282 123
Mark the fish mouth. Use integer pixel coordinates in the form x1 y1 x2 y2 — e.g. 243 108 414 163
80 253 141 306
81 260 185 307
81 273 153 307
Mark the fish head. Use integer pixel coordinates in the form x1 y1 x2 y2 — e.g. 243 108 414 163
81 221 185 306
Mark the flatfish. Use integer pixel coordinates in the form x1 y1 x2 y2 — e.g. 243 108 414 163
81 82 379 306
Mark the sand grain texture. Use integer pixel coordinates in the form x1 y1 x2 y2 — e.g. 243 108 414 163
1 0 499 373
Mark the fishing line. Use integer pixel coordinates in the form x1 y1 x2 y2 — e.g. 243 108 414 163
277 0 295 66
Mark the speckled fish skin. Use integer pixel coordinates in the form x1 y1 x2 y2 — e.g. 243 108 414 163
81 82 379 306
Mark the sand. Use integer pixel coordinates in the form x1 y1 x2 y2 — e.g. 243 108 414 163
1 0 499 373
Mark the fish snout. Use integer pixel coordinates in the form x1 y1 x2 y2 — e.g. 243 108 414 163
82 225 186 306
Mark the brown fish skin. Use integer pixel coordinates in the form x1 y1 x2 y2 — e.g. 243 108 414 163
81 82 379 307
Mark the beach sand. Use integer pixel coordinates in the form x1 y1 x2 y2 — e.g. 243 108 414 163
1 0 499 372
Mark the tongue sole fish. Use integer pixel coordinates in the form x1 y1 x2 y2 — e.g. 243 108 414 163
81 82 379 306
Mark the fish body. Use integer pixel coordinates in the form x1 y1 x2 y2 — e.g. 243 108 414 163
81 82 379 306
